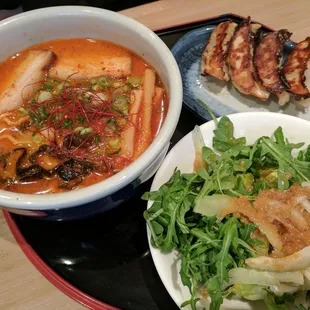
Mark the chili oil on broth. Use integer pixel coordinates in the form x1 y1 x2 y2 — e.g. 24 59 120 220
0 38 168 194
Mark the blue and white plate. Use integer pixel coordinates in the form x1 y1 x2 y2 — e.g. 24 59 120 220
171 26 310 121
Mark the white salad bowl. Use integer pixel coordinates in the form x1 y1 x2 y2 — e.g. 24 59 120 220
147 112 310 310
0 6 182 220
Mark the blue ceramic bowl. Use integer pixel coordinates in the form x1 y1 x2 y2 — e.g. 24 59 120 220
0 7 182 220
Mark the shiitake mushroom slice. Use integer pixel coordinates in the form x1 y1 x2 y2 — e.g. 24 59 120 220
17 165 43 180
59 176 83 190
29 144 64 172
0 143 96 187
63 133 94 150
57 159 94 182
0 148 26 180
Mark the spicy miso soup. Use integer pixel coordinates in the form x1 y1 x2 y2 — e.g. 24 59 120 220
0 38 168 194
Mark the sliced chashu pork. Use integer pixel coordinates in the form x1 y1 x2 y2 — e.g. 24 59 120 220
50 56 132 81
227 18 270 100
283 37 310 100
254 30 292 105
0 50 56 114
201 21 237 80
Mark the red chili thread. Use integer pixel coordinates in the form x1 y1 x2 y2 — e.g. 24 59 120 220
26 80 135 172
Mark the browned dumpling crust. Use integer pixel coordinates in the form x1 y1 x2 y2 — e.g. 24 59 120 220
283 37 310 99
227 18 270 100
254 30 292 105
201 21 237 81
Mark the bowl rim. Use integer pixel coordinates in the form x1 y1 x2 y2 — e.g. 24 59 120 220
0 6 183 210
147 111 310 309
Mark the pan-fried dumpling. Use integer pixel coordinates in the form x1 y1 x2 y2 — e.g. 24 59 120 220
201 21 237 81
283 37 310 100
254 30 292 105
227 18 270 100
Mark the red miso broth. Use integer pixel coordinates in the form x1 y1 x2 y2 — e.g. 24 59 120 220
0 38 168 194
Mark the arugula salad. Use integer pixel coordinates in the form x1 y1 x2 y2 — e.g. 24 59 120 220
143 109 310 310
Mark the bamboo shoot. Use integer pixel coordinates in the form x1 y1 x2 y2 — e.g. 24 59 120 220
135 69 155 158
152 87 165 137
121 90 143 158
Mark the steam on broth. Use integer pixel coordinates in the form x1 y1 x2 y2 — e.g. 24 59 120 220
0 38 168 194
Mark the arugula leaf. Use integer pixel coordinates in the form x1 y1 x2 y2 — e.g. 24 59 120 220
143 170 198 252
216 218 238 283
233 158 252 172
304 145 310 162
180 257 192 293
259 168 278 188
236 173 254 196
197 98 218 125
213 116 246 152
297 150 304 161
273 127 285 145
197 167 209 180
260 137 309 189
202 146 217 171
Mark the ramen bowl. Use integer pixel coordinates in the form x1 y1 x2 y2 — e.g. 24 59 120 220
0 6 182 220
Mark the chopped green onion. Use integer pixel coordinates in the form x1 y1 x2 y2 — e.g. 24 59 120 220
42 84 54 91
46 76 58 83
55 81 69 94
112 85 131 97
32 133 44 144
91 84 101 91
94 136 100 144
112 80 125 88
112 95 130 114
74 127 84 133
128 75 142 88
104 123 117 133
53 113 63 121
98 76 112 88
76 115 87 125
18 107 28 116
63 118 73 129
107 118 117 124
108 136 121 148
90 78 97 85
117 118 127 127
80 127 93 135
106 148 121 155
83 93 91 100
29 111 41 125
37 106 49 120
96 92 109 101
38 91 52 103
